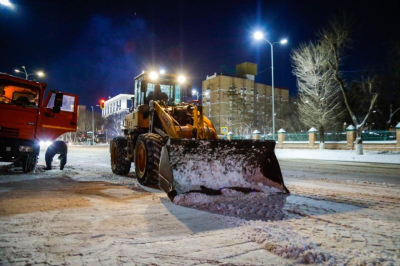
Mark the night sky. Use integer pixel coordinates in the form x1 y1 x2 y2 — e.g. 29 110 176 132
1 0 399 108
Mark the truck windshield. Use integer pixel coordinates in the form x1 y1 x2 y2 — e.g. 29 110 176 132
0 85 39 107
144 83 182 105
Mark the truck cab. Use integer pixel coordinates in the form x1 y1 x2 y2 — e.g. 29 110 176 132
0 73 79 172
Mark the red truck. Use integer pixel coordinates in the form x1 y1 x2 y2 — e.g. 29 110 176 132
0 73 79 172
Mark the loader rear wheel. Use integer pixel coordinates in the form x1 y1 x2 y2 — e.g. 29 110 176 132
134 133 163 185
111 137 131 175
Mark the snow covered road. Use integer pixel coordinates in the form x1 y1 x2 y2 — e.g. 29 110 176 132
0 145 399 265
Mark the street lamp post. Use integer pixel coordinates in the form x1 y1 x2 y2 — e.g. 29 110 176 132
91 106 95 145
14 66 44 80
192 90 199 100
254 31 287 140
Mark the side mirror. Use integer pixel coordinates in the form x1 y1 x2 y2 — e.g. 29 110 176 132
52 92 63 113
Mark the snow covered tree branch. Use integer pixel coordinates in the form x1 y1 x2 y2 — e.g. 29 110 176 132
291 41 344 145
319 15 379 151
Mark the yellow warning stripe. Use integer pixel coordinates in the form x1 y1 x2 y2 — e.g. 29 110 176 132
42 125 76 131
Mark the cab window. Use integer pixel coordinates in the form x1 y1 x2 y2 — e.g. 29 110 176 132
46 93 75 112
0 85 39 107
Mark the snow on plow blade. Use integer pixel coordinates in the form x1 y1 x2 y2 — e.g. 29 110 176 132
158 139 289 201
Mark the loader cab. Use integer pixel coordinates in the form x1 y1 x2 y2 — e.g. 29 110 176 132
133 72 191 109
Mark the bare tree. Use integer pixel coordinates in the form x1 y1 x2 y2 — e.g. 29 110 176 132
381 40 400 128
320 15 379 153
233 122 252 138
292 41 344 146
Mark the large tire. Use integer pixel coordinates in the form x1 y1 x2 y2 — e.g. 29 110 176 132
111 137 131 175
22 154 38 173
134 133 163 185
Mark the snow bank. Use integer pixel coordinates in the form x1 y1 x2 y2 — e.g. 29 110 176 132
244 221 397 265
174 192 288 221
276 149 400 164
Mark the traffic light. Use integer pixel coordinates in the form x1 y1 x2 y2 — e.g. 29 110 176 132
99 99 105 109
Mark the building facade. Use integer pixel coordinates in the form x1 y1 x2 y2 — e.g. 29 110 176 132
102 94 134 137
202 62 289 135
102 94 134 118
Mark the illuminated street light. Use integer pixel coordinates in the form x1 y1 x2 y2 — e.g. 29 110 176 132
0 0 12 6
14 66 45 80
159 69 166 75
253 31 288 140
254 31 264 40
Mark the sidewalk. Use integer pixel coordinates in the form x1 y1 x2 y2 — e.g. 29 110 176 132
275 149 400 164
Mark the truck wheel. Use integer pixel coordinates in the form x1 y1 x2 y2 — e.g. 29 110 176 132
134 133 163 185
111 137 131 175
22 154 38 173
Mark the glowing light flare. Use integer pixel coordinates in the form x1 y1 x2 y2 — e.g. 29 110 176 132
192 89 197 95
149 71 159 81
39 141 53 147
0 0 12 6
280 39 288 44
37 71 44 77
177 75 186 83
159 69 165 75
254 31 264 40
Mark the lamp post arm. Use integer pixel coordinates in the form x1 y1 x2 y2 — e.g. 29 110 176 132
262 38 273 46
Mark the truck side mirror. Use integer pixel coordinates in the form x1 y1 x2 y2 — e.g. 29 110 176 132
52 92 63 113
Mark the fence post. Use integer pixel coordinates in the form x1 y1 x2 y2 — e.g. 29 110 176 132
227 131 233 140
346 125 356 150
277 128 286 148
308 127 317 149
396 122 400 150
252 130 260 140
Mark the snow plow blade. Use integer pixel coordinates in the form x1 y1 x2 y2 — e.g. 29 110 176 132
158 139 289 201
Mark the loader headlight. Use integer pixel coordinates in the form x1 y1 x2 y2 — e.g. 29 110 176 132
40 141 53 147
177 75 186 83
19 146 34 152
149 71 159 81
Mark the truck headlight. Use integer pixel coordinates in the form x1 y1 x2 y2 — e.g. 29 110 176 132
19 146 34 152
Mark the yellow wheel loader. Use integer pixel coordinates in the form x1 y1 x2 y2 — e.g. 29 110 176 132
110 71 289 201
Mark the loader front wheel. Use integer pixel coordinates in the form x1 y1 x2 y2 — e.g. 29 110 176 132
111 137 131 175
134 133 163 185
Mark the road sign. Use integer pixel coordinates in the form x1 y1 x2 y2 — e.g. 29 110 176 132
221 127 228 134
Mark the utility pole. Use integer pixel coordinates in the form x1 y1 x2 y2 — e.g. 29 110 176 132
91 106 94 145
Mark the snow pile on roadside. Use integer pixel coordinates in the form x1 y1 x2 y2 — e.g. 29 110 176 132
171 141 284 194
174 191 288 221
276 149 400 164
244 220 397 265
